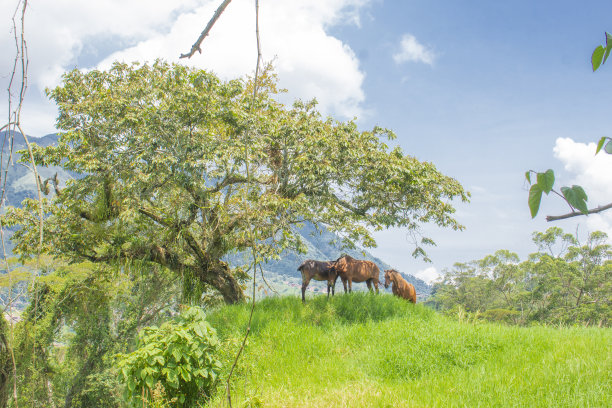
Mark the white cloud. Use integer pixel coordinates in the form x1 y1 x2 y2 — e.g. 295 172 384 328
413 266 440 284
553 137 612 237
1 0 370 135
393 33 435 65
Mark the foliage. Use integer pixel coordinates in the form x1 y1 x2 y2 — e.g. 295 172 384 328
116 307 221 407
204 295 611 407
527 32 612 220
0 314 11 408
5 258 178 408
3 60 468 304
428 227 612 326
591 32 612 71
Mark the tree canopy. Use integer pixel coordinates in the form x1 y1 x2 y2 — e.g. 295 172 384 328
5 61 468 303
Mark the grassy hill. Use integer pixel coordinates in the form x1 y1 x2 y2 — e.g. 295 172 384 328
205 294 611 407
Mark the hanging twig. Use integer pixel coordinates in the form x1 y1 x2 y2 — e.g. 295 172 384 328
259 263 279 296
2 1 46 405
225 1 262 406
179 0 233 59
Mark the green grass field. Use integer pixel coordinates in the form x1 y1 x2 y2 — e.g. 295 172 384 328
205 294 611 407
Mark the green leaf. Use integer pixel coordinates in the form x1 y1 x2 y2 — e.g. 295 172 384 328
592 45 605 71
525 171 531 184
561 185 589 215
605 32 612 64
536 169 555 194
605 140 612 154
528 184 543 218
167 371 179 388
596 137 607 154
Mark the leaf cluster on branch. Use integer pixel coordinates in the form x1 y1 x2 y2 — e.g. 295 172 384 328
527 32 612 221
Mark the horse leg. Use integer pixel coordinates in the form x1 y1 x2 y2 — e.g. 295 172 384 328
374 279 379 294
342 277 348 293
366 279 373 292
301 277 310 303
348 278 353 293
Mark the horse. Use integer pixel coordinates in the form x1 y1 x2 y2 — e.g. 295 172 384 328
331 255 380 294
384 269 417 303
297 260 338 302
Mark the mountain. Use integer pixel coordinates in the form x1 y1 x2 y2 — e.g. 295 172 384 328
0 132 430 296
0 132 69 208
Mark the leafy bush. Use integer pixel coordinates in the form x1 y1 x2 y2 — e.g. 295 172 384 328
117 307 221 407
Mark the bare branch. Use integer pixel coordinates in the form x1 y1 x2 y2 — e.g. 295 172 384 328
179 0 233 59
546 202 612 222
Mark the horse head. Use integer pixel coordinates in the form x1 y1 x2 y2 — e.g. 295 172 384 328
331 255 349 275
383 269 396 289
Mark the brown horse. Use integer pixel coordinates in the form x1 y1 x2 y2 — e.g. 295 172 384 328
297 260 338 302
384 269 416 303
331 255 380 294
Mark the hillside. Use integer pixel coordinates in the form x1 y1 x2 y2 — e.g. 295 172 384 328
0 132 430 295
205 294 611 407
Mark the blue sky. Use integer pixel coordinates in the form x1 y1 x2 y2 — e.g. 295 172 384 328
333 0 612 280
2 0 611 282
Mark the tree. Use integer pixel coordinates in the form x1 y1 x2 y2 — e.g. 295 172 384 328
4 257 179 407
5 61 468 304
527 32 612 221
529 228 611 324
429 227 611 326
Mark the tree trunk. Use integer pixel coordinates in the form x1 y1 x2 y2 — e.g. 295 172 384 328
197 261 246 304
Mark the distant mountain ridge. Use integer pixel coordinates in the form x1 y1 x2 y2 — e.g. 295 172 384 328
0 131 68 208
0 132 430 296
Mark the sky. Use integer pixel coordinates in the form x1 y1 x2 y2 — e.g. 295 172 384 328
1 0 612 284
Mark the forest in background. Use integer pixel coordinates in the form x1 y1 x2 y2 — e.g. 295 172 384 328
427 227 611 326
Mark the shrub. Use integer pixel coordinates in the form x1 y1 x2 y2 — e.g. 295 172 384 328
117 307 221 407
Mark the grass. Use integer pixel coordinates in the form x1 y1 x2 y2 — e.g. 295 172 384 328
205 293 611 407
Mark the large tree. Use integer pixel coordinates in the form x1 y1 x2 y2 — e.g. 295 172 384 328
5 61 468 303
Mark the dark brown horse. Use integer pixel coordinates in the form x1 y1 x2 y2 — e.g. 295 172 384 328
331 255 380 294
384 269 417 303
297 260 338 302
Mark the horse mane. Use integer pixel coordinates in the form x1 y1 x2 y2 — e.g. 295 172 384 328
387 269 402 283
334 254 353 262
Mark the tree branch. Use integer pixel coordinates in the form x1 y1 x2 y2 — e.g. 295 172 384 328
332 194 369 216
546 202 612 222
179 0 233 59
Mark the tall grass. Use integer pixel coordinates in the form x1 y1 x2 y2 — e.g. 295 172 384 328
205 293 611 407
